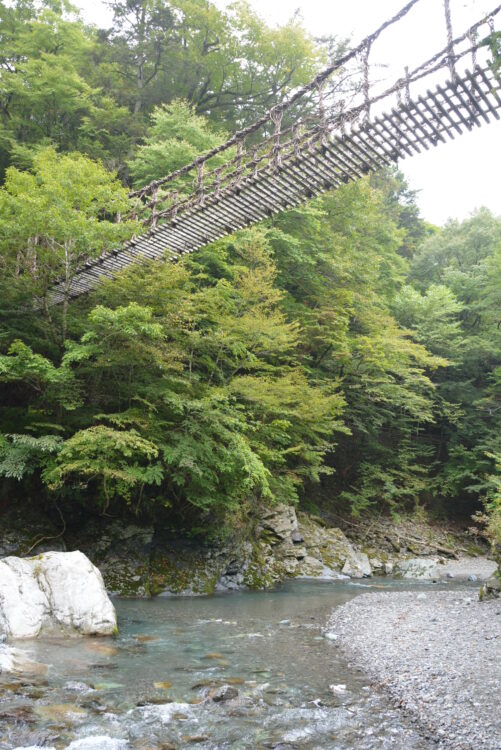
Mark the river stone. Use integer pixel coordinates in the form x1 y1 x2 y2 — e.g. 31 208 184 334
210 684 239 702
0 551 117 638
66 739 128 750
342 551 372 578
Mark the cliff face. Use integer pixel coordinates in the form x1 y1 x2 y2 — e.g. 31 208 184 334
0 502 494 597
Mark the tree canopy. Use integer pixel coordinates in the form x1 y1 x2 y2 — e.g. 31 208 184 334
0 0 499 538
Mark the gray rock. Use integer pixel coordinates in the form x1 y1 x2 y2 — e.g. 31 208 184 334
369 557 384 574
395 557 440 579
342 551 372 578
384 561 395 575
437 556 498 581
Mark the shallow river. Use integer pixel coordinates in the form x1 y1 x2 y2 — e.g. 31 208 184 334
1 579 441 750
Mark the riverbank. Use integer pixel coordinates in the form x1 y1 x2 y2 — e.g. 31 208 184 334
327 589 501 750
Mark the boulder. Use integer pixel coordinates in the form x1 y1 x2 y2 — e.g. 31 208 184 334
395 557 440 579
0 551 117 638
342 551 372 578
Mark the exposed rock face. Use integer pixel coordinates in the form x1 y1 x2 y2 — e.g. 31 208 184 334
259 504 298 540
3 501 491 598
296 513 356 574
0 551 117 638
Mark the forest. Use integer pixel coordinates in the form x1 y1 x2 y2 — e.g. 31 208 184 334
0 0 500 541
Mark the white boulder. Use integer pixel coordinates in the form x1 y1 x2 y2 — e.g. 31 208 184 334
0 551 117 638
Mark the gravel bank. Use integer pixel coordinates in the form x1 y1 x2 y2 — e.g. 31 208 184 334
327 589 501 750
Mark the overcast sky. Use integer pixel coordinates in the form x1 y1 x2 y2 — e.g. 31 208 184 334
77 0 501 226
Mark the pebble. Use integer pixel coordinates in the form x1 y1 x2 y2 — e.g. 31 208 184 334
326 589 501 749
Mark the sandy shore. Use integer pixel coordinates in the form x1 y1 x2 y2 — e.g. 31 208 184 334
327 589 501 750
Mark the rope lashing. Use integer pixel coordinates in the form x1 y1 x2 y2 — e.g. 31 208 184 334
214 168 222 198
338 100 347 136
171 191 178 221
443 0 457 82
149 187 159 229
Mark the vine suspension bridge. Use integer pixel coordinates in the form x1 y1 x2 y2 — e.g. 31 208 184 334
50 0 501 303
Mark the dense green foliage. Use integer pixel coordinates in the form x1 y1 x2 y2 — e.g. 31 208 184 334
0 0 499 534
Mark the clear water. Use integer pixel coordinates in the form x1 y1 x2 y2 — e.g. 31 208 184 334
0 579 442 750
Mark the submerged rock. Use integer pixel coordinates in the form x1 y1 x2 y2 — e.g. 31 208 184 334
66 739 128 750
0 551 117 638
0 643 48 676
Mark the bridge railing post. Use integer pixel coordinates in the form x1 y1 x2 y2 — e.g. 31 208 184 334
235 138 245 187
196 161 205 207
362 40 372 123
270 107 284 168
150 186 159 230
443 0 458 83
315 80 329 145
251 145 259 178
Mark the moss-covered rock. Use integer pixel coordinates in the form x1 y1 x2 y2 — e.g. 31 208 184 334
295 512 360 576
149 544 221 596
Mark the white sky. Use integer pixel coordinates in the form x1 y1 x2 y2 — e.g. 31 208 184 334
78 0 501 226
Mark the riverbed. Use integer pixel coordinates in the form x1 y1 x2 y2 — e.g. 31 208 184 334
0 579 452 750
